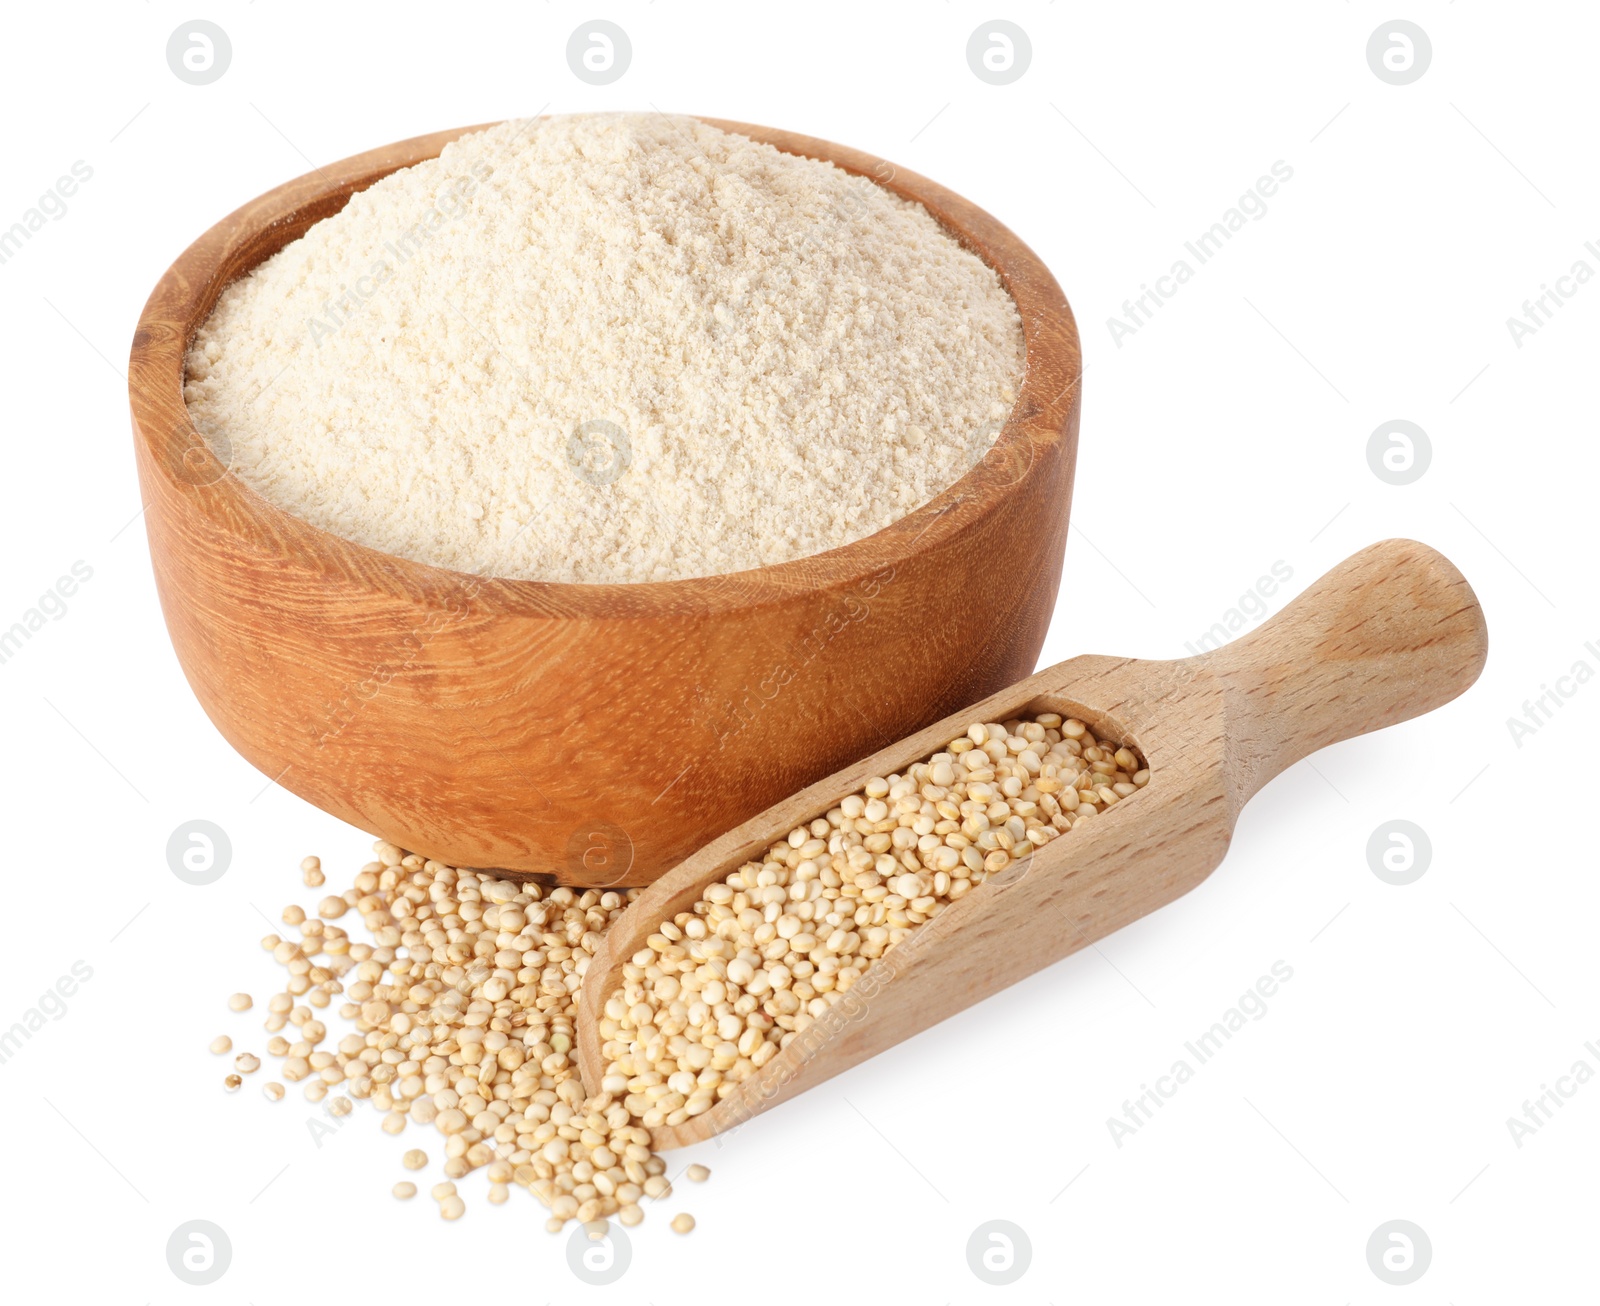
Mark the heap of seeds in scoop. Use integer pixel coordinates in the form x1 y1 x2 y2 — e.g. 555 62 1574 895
594 714 1148 1126
211 714 1144 1232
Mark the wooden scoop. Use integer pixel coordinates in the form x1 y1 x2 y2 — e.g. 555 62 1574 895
576 539 1487 1147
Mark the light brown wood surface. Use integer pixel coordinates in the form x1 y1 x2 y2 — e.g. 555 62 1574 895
576 539 1489 1147
127 118 1081 881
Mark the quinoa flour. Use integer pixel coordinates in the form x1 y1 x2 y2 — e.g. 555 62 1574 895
183 113 1024 583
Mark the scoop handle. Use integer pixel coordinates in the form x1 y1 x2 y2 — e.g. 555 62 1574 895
1197 539 1488 801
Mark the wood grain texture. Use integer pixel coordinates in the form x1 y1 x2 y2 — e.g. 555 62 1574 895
127 119 1081 881
576 539 1489 1146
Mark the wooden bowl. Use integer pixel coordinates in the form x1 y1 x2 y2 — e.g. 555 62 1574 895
127 118 1082 883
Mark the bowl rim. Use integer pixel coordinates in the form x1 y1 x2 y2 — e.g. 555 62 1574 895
128 115 1081 620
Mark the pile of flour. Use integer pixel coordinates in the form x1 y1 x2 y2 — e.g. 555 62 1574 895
184 113 1024 583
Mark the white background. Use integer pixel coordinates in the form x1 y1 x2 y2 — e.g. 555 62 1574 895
1 2 1594 1301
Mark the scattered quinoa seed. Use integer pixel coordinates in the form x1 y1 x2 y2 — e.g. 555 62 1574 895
223 1075 242 1092
393 1181 416 1199
208 1035 232 1055
262 1082 285 1102
227 993 252 1012
214 755 1139 1230
671 1213 696 1234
